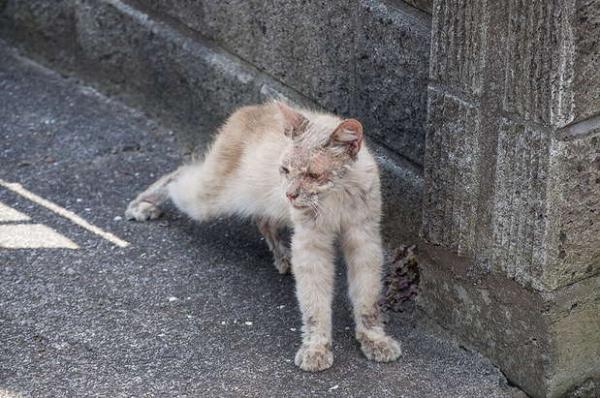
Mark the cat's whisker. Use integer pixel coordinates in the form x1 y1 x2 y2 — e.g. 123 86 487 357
309 200 321 220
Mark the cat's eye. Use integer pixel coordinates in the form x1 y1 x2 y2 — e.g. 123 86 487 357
280 166 289 175
307 172 320 180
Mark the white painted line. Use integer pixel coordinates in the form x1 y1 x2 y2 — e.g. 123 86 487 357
0 201 31 222
0 179 129 248
0 387 27 398
0 224 79 249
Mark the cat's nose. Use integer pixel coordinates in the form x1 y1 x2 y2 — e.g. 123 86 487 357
286 191 299 200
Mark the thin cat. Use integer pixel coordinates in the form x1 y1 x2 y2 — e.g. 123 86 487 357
125 101 401 371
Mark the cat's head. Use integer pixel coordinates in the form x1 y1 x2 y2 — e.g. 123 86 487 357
277 101 363 211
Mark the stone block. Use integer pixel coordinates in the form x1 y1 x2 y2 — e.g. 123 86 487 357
423 1 600 395
488 120 600 290
490 120 552 288
502 0 576 127
502 0 600 127
355 0 431 164
422 88 481 256
429 0 488 98
425 109 600 292
573 0 600 124
424 0 600 289
544 126 600 289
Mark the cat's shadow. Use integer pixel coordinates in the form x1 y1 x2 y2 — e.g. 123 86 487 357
155 201 354 303
156 202 285 274
154 204 364 326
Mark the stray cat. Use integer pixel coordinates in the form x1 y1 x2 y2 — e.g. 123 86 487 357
125 101 401 371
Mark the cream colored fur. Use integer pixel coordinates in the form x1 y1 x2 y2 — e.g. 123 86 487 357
125 101 401 371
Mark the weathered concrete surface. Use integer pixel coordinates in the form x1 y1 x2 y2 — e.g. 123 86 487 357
1 0 431 165
574 0 600 124
376 145 424 247
140 0 357 115
74 0 318 152
421 0 600 397
418 245 600 398
0 41 517 398
487 121 600 291
402 0 433 14
355 0 431 165
501 0 600 127
418 246 549 396
0 0 78 68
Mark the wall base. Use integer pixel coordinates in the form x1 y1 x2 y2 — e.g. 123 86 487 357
418 244 600 398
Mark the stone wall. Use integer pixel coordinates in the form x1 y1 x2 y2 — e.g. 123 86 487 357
421 1 600 397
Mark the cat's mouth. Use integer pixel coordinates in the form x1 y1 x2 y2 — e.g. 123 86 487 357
291 203 309 209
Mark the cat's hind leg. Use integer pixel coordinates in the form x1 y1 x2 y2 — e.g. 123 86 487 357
256 217 291 274
125 168 183 221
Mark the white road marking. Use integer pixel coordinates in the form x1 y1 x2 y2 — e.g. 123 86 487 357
0 224 79 249
0 388 26 398
0 201 31 222
0 179 129 248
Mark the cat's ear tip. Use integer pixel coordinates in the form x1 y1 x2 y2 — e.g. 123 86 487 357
275 100 293 114
331 119 364 157
335 119 364 139
341 118 363 134
276 100 307 138
274 99 292 111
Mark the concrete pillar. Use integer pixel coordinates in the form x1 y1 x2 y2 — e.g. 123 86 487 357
420 0 600 397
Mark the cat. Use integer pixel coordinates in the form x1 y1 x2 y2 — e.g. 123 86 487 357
125 100 401 371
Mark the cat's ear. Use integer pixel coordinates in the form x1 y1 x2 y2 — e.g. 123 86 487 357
329 119 363 158
276 101 308 138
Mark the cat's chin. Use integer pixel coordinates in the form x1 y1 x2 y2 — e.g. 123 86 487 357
291 203 309 210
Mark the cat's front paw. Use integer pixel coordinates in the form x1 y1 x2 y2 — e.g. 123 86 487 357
294 343 333 372
125 200 162 221
357 332 402 362
274 255 291 274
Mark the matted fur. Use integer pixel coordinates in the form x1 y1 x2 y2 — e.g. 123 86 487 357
125 101 401 371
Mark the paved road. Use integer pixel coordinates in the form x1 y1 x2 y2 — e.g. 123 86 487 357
0 41 516 398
